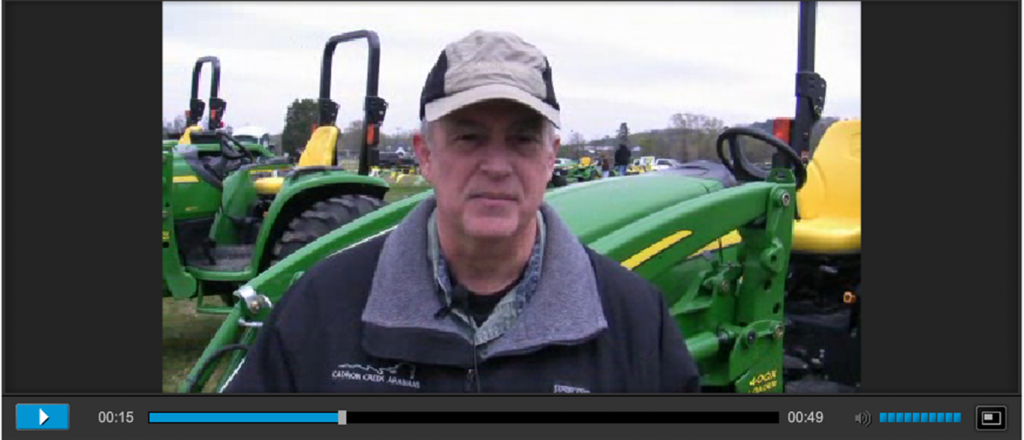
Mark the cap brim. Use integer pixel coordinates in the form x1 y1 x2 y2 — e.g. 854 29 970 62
423 83 560 128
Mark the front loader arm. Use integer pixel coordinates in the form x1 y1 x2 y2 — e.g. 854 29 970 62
589 176 797 392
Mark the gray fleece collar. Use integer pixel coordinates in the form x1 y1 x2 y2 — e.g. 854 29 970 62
361 196 608 361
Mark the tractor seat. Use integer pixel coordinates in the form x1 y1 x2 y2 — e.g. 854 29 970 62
254 126 340 195
792 120 861 254
579 157 592 167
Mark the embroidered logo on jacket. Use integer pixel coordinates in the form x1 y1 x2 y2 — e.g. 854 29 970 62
331 363 421 389
553 382 591 393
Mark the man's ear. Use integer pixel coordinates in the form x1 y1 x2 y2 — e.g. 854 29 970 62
550 136 561 167
413 131 432 181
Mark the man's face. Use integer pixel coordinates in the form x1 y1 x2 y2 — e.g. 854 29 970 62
414 99 558 239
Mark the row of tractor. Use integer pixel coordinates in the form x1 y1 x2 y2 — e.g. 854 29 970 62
166 1 860 394
549 155 687 188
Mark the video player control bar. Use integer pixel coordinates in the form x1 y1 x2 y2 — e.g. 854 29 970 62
148 411 778 424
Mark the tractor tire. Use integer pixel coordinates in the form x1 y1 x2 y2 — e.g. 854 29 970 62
271 194 385 264
551 174 568 188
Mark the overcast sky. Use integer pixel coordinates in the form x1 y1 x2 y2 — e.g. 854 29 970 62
163 2 860 141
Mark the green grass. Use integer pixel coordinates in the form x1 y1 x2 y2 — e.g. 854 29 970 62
162 296 229 393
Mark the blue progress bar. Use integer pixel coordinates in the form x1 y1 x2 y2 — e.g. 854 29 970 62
149 412 338 424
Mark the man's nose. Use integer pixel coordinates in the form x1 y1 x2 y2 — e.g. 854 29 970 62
477 140 514 177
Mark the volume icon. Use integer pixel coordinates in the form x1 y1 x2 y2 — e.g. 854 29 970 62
855 411 872 427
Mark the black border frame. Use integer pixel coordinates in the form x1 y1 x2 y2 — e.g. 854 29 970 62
2 1 1020 396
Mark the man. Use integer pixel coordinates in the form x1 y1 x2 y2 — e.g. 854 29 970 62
223 30 699 393
614 143 631 176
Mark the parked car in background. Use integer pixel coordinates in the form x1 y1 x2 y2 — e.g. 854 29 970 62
652 158 683 171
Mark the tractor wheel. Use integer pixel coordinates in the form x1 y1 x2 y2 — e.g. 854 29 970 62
271 194 385 264
551 174 568 187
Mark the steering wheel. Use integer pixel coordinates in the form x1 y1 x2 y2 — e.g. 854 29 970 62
219 133 255 162
716 126 806 190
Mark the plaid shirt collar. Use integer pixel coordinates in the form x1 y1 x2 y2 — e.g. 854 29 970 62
427 209 546 347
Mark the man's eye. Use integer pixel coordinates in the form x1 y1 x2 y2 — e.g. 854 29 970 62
456 134 481 142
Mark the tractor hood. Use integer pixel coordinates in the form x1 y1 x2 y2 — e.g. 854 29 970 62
544 173 725 244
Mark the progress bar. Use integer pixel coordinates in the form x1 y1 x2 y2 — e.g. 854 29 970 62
149 412 346 424
148 411 776 424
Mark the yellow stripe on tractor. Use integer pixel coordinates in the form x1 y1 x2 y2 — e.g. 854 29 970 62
173 175 200 183
621 230 694 270
690 230 743 257
622 229 744 271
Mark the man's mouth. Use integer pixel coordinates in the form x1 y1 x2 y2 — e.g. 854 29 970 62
469 192 519 202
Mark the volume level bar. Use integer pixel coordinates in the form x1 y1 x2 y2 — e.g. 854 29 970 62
149 412 344 424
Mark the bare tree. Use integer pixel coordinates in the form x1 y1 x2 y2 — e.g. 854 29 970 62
670 112 723 131
339 119 364 156
163 114 188 135
568 131 586 146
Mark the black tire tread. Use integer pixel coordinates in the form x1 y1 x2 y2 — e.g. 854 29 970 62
271 194 385 264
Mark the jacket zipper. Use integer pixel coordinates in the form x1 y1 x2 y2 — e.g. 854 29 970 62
466 343 481 392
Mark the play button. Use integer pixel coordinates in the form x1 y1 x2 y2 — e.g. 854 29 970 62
16 404 69 430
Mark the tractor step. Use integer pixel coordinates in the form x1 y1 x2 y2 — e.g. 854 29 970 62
185 244 254 272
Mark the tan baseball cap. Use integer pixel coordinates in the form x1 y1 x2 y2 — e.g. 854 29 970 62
419 30 561 127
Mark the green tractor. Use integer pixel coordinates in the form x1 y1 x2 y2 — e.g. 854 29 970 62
548 158 574 188
565 155 603 182
549 157 617 188
163 31 391 313
181 2 859 394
